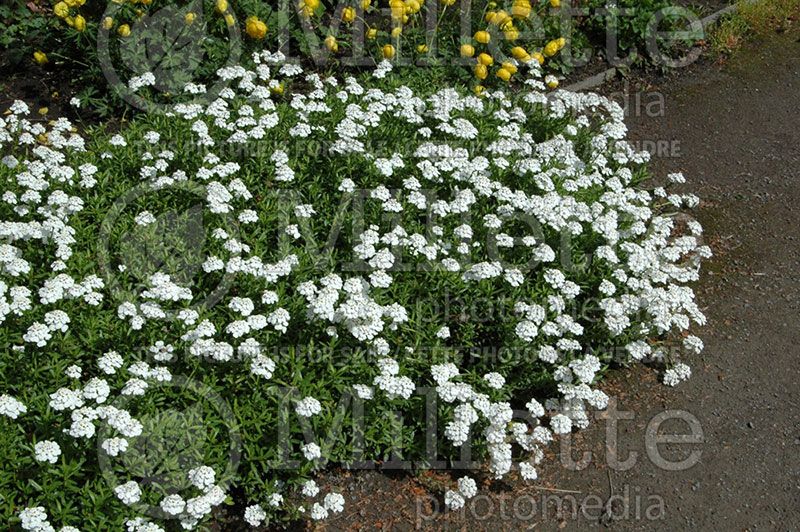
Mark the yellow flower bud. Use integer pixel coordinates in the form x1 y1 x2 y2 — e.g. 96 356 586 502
33 51 48 65
184 12 196 25
325 35 338 52
477 52 493 66
530 51 544 64
511 46 529 60
473 84 485 96
342 6 356 22
382 44 396 59
361 0 371 9
501 61 517 74
38 107 49 116
474 63 488 80
245 16 267 39
118 23 131 37
216 0 228 13
73 14 85 31
545 74 559 89
103 16 114 29
391 26 402 38
491 11 510 27
224 13 235 26
504 28 519 41
543 40 559 57
53 1 69 18
496 67 511 81
474 30 490 44
550 0 560 7
366 28 378 39
417 43 429 53
460 44 475 57
511 2 530 18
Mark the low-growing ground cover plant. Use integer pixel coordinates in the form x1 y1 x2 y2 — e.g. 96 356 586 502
0 49 708 530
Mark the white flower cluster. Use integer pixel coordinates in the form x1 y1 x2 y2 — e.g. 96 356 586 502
444 476 479 510
0 48 708 529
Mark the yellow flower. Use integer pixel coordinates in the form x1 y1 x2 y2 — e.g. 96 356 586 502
473 84 485 96
342 6 356 23
417 43 429 53
53 2 69 18
299 0 319 14
391 26 402 38
557 37 566 48
474 30 490 44
325 35 338 52
361 0 371 9
473 63 488 80
118 23 131 37
530 51 544 64
543 39 560 57
545 74 559 89
501 61 517 74
64 0 80 7
496 67 511 81
224 13 235 26
477 53 493 66
366 28 378 39
511 46 529 60
184 12 196 25
33 51 48 65
406 0 421 13
271 83 284 95
549 0 560 7
382 44 396 59
511 1 530 18
38 107 49 116
246 16 267 39
441 0 456 5
389 0 404 20
216 0 228 13
74 14 86 32
102 16 114 29
504 28 519 41
489 11 510 27
460 43 475 57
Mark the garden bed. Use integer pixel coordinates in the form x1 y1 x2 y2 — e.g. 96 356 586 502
0 1 759 530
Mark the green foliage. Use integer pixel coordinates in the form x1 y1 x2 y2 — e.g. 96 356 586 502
1 0 704 117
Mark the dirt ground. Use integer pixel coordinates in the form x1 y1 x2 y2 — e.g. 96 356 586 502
312 29 800 532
